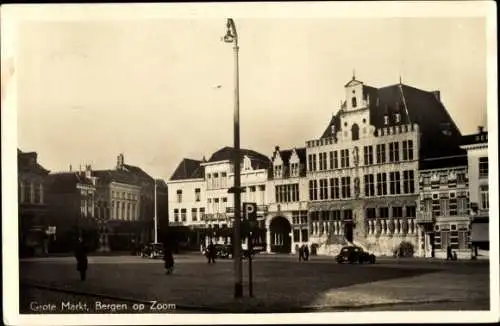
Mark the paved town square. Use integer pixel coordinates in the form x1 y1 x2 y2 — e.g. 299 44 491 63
20 254 489 313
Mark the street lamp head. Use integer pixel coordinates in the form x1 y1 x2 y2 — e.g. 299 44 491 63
223 32 235 43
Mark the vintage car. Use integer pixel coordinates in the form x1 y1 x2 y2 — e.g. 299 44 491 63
335 246 376 264
141 243 164 259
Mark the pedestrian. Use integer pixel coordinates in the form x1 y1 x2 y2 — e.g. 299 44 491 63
74 236 88 281
298 245 304 261
207 241 216 264
303 244 310 261
446 245 452 260
163 244 174 275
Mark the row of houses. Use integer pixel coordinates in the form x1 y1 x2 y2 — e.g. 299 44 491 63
18 152 168 256
167 76 490 259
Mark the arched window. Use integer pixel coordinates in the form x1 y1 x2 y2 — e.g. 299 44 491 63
351 123 360 141
352 97 357 108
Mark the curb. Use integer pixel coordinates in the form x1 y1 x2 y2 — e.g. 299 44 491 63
21 282 468 313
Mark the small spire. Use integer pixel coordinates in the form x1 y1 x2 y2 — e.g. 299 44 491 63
352 69 356 80
399 73 402 85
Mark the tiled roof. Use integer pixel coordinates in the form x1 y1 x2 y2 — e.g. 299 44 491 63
47 172 94 193
208 146 271 169
419 155 468 170
93 170 140 186
122 164 154 182
320 82 465 160
17 150 50 175
170 158 204 181
461 131 488 146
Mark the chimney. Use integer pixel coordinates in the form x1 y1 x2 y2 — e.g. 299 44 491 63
117 153 124 169
69 164 72 172
85 164 92 178
478 125 484 133
275 146 280 153
432 90 441 102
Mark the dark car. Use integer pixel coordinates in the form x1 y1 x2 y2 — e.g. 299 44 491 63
141 243 164 259
336 246 376 264
214 244 254 259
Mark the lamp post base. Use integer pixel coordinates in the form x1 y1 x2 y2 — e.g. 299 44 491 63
234 282 243 298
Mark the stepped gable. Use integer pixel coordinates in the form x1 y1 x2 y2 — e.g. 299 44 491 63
169 158 204 181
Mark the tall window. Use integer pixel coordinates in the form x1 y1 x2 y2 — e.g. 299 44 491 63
329 151 334 169
352 97 357 108
458 227 468 249
181 208 187 222
333 151 339 169
479 157 488 178
199 208 205 220
403 170 415 194
376 144 386 164
364 174 375 197
174 209 179 222
389 142 400 163
457 197 468 215
480 185 489 210
34 183 41 203
402 140 414 161
406 206 416 218
351 123 360 141
376 173 387 196
192 208 197 221
290 163 299 176
308 155 313 172
320 153 328 170
330 178 340 199
440 198 449 216
340 149 350 168
213 173 219 188
309 180 318 201
176 189 182 203
363 146 373 165
195 188 201 202
319 179 328 200
341 177 351 198
441 227 450 249
392 206 403 218
389 172 401 195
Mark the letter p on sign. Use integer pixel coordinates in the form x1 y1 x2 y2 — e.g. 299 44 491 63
243 203 257 222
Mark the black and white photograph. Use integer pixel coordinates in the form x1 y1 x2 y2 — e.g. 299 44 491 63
1 2 498 325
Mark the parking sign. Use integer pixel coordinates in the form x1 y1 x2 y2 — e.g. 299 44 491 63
242 202 257 222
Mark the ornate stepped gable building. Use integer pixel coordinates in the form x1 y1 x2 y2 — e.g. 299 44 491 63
18 149 50 257
460 127 489 255
418 155 470 259
266 147 309 254
301 76 464 256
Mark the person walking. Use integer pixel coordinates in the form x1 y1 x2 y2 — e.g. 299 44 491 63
298 245 304 261
74 236 88 281
303 244 310 261
446 245 452 260
163 244 174 274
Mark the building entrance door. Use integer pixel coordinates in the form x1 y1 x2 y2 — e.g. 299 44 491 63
344 220 354 243
269 216 292 253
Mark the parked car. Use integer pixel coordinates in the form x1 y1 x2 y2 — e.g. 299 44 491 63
211 244 254 259
141 243 164 259
336 246 376 264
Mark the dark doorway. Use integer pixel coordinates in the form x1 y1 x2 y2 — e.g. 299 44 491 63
344 220 354 243
269 216 292 253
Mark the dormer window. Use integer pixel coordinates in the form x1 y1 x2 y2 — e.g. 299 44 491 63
331 125 336 135
274 165 282 178
352 97 357 108
290 163 299 177
395 113 401 123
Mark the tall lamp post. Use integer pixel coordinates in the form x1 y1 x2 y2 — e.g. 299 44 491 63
224 18 243 298
154 178 158 244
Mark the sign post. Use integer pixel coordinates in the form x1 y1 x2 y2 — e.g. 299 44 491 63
243 202 257 297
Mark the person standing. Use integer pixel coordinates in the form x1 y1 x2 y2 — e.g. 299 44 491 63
207 241 216 264
163 244 174 274
75 236 88 281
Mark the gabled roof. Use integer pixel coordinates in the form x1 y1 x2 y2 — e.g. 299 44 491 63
320 81 465 160
121 164 154 182
18 149 50 175
208 146 271 169
170 158 204 181
272 147 307 167
93 169 140 186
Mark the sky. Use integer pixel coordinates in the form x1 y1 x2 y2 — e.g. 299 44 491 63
13 9 489 181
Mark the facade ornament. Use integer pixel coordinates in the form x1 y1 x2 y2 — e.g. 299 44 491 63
354 177 360 198
353 146 359 166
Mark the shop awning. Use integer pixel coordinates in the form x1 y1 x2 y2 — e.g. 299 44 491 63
471 223 489 242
